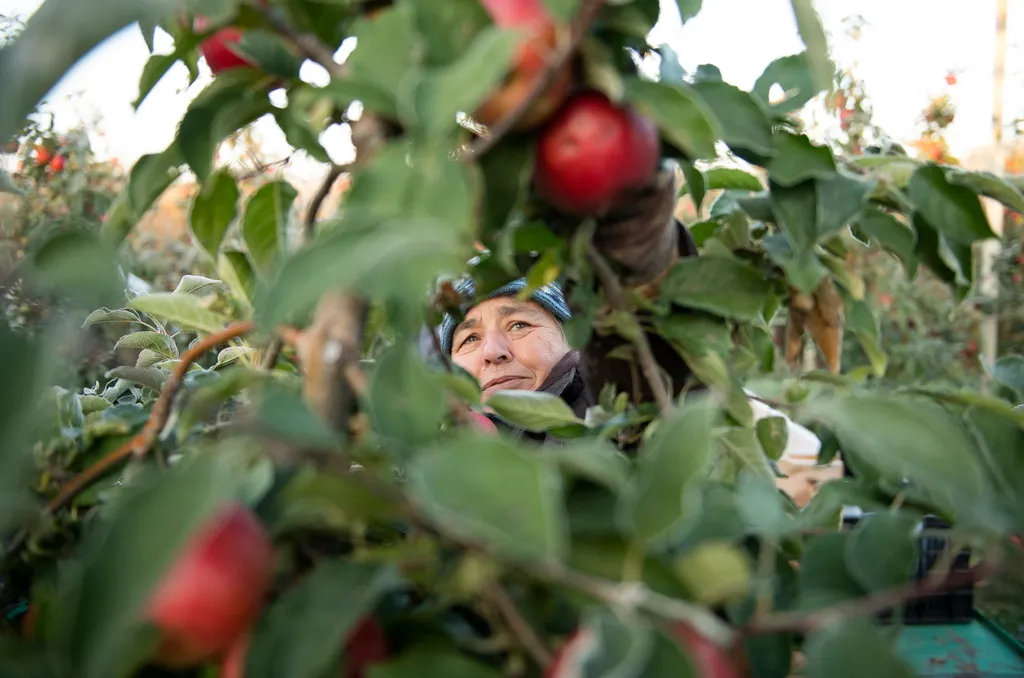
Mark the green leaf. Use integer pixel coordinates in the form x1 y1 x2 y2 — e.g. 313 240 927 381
134 44 194 110
547 439 632 492
674 541 753 606
218 249 257 315
58 452 240 678
946 168 1024 214
82 308 141 327
272 105 331 164
718 427 776 479
675 0 703 24
804 620 916 678
105 366 167 392
173 275 222 296
992 355 1024 396
788 0 833 94
767 132 836 186
409 435 568 563
105 143 186 243
216 346 255 367
691 81 773 156
801 394 992 519
366 344 447 453
619 399 716 544
702 167 764 193
244 561 399 678
414 26 521 136
24 230 122 306
851 208 916 268
113 331 178 359
346 4 422 120
798 532 866 610
234 30 304 79
752 51 821 115
411 0 490 67
486 390 582 431
845 513 918 593
815 172 876 239
542 0 580 22
736 470 790 536
243 180 297 277
368 650 503 678
907 164 995 245
755 416 789 460
770 181 817 254
660 255 773 322
626 79 719 159
481 140 534 235
679 159 706 211
129 293 229 335
178 74 273 182
0 0 175 142
190 170 240 258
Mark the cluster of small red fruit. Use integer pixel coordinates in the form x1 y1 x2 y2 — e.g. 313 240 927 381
194 0 661 221
3 141 67 173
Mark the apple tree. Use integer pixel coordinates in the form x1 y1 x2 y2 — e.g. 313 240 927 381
1 1 1023 677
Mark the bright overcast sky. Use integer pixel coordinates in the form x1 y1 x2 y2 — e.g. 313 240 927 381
6 0 1024 180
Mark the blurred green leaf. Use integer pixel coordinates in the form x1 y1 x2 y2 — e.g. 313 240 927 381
845 513 917 593
190 170 240 258
675 0 703 24
0 0 175 141
411 0 490 67
414 27 520 136
547 439 632 492
680 167 763 196
798 532 866 610
173 275 222 296
243 180 297 277
219 249 257 315
278 470 401 527
367 344 447 454
752 51 820 116
802 394 992 519
691 81 773 156
235 30 304 79
346 4 422 120
368 649 503 678
626 79 719 159
736 470 790 536
767 132 835 186
113 331 178 360
755 416 788 461
129 293 229 335
543 0 580 22
409 435 568 563
990 355 1024 397
803 620 916 678
57 452 240 678
787 0 832 94
105 366 167 393
620 399 716 544
679 159 706 211
487 390 582 431
24 230 122 306
851 208 916 269
907 164 995 245
245 561 399 678
946 168 1024 214
675 541 753 606
660 255 773 321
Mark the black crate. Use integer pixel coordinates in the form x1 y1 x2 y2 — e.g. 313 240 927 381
840 511 974 625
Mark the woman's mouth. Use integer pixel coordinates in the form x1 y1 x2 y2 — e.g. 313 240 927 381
482 375 528 391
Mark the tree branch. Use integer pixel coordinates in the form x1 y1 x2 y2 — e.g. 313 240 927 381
254 4 345 79
485 583 553 669
742 557 997 636
587 244 673 411
305 164 344 242
464 0 606 159
5 321 255 556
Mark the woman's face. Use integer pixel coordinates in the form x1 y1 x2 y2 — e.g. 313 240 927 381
450 297 570 399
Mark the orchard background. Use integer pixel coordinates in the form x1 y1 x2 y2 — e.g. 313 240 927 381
1 1 1024 677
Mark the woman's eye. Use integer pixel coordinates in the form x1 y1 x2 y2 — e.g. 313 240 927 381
460 334 479 346
510 321 530 330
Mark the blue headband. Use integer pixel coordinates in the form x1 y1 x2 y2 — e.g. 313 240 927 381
438 278 572 355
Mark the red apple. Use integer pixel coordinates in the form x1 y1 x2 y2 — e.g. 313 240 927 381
146 503 274 668
533 91 660 217
473 0 571 131
33 146 52 166
546 624 746 677
48 155 66 173
221 617 388 678
468 411 499 434
197 26 254 74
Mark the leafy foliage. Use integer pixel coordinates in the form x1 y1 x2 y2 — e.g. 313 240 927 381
0 2 1022 678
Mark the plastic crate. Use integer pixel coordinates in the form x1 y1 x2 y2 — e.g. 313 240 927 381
840 510 974 625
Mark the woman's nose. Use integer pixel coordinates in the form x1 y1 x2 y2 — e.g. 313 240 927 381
481 332 511 364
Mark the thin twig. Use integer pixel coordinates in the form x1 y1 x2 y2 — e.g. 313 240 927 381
485 583 553 669
587 244 673 411
464 0 607 159
254 4 344 79
305 164 344 242
51 322 255 513
743 558 996 636
259 337 284 370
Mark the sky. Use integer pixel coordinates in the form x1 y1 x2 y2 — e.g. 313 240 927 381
5 0 1023 182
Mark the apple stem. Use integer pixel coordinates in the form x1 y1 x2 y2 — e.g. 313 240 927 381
587 244 674 411
464 0 608 159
